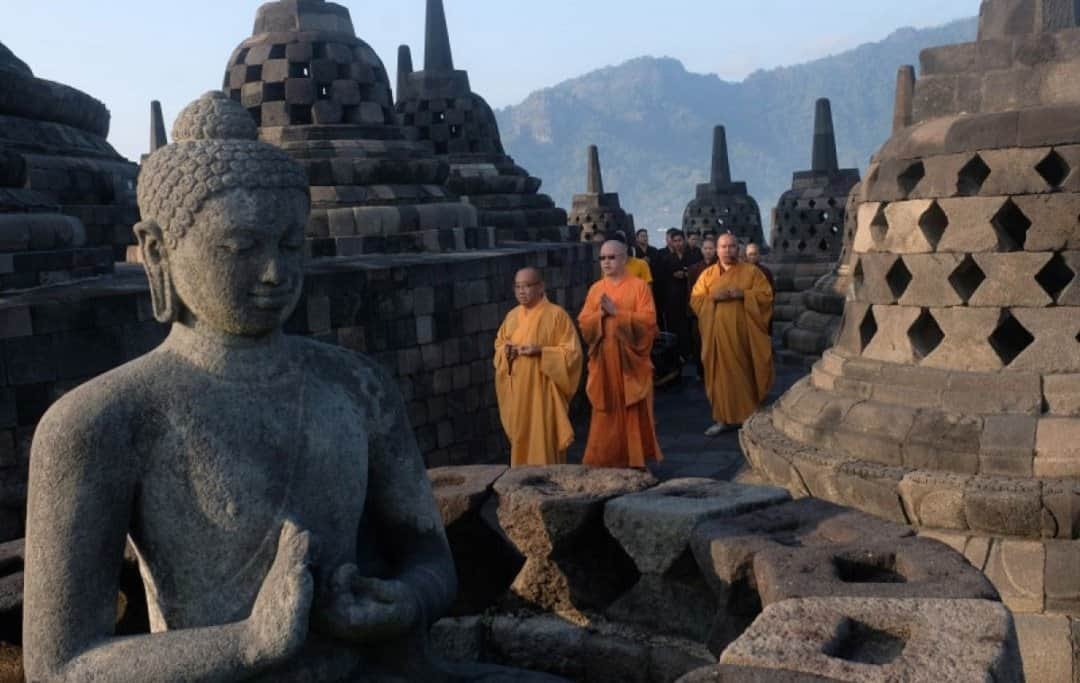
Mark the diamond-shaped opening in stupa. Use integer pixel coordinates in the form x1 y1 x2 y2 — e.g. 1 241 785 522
918 201 948 250
897 161 925 197
1035 252 1076 302
859 307 878 352
870 203 890 243
948 255 987 303
908 309 945 361
886 258 913 301
956 154 991 196
1035 150 1070 189
989 311 1035 367
991 199 1032 252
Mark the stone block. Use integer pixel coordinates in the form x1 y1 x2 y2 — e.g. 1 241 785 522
944 371 1043 415
1035 417 1080 478
899 470 970 529
493 466 655 616
897 253 965 307
881 200 937 254
1012 194 1080 251
1014 613 1074 683
1041 479 1080 540
719 598 1021 683
831 461 907 523
965 477 1043 539
1045 374 1080 416
979 413 1037 474
861 306 921 365
921 308 1004 372
604 479 790 575
979 147 1055 196
936 197 1011 253
984 538 1046 613
752 537 998 607
1044 540 1080 614
1010 308 1080 373
970 252 1055 307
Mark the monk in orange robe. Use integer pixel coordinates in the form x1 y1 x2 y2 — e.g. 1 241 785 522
691 233 774 436
579 241 663 468
495 268 584 466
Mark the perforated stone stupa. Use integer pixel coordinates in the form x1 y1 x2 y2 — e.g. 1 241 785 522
682 126 764 245
0 41 138 265
568 145 634 242
743 1 1080 675
769 98 861 357
396 0 572 243
223 0 481 257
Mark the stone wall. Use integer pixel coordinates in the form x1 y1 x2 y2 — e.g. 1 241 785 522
0 241 594 542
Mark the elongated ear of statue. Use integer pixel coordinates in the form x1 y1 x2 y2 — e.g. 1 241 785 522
134 220 179 324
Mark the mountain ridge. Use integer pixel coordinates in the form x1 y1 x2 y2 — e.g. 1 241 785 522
495 17 979 235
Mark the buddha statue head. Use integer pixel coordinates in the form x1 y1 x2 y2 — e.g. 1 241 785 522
135 91 310 337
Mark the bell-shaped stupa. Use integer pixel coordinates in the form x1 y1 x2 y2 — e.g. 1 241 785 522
743 1 1080 669
682 126 764 245
0 40 137 282
567 145 634 241
770 98 861 360
395 0 572 242
223 0 481 257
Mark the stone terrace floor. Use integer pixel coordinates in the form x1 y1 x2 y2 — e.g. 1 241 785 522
567 363 808 480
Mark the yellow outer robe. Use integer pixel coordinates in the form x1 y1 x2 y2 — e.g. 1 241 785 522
690 262 775 425
494 298 584 466
626 257 653 284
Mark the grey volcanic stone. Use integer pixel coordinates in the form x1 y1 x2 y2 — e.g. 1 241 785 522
752 537 1000 606
20 92 465 682
430 466 522 615
493 465 655 616
605 479 790 575
677 664 835 682
430 465 507 526
718 597 1023 683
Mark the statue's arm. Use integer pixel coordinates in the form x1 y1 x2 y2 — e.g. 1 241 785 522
365 365 457 628
22 399 296 683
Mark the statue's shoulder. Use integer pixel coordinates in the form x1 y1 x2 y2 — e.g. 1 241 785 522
32 351 173 462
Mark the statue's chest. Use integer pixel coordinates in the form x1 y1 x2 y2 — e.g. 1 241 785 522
138 377 368 557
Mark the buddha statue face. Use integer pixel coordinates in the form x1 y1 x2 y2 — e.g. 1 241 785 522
163 187 308 336
134 91 312 336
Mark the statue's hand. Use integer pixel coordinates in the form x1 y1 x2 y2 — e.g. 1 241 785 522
243 520 316 668
314 564 419 643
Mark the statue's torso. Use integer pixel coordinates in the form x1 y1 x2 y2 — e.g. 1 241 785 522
128 349 370 631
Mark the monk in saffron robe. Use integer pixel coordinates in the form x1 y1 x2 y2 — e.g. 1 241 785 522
691 233 775 436
495 268 584 466
579 241 663 468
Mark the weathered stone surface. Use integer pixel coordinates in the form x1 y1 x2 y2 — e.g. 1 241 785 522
751 537 998 606
1013 613 1075 683
18 90 489 682
430 465 507 526
719 598 1022 683
494 466 655 615
677 664 834 682
605 479 790 575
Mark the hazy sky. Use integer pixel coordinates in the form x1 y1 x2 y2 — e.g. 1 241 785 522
4 1 972 162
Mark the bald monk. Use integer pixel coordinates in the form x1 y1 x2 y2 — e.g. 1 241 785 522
494 268 583 466
691 233 775 436
578 241 663 468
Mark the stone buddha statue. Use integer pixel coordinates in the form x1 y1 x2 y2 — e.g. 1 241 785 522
21 92 457 682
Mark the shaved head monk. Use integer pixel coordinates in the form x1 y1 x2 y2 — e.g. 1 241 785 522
578 241 663 467
495 268 584 465
691 233 775 436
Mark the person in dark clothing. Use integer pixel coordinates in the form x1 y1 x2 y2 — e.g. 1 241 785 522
745 242 774 291
635 229 660 265
652 228 703 367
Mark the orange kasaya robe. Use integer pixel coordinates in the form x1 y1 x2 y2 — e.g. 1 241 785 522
578 275 663 468
494 298 584 466
690 262 775 425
